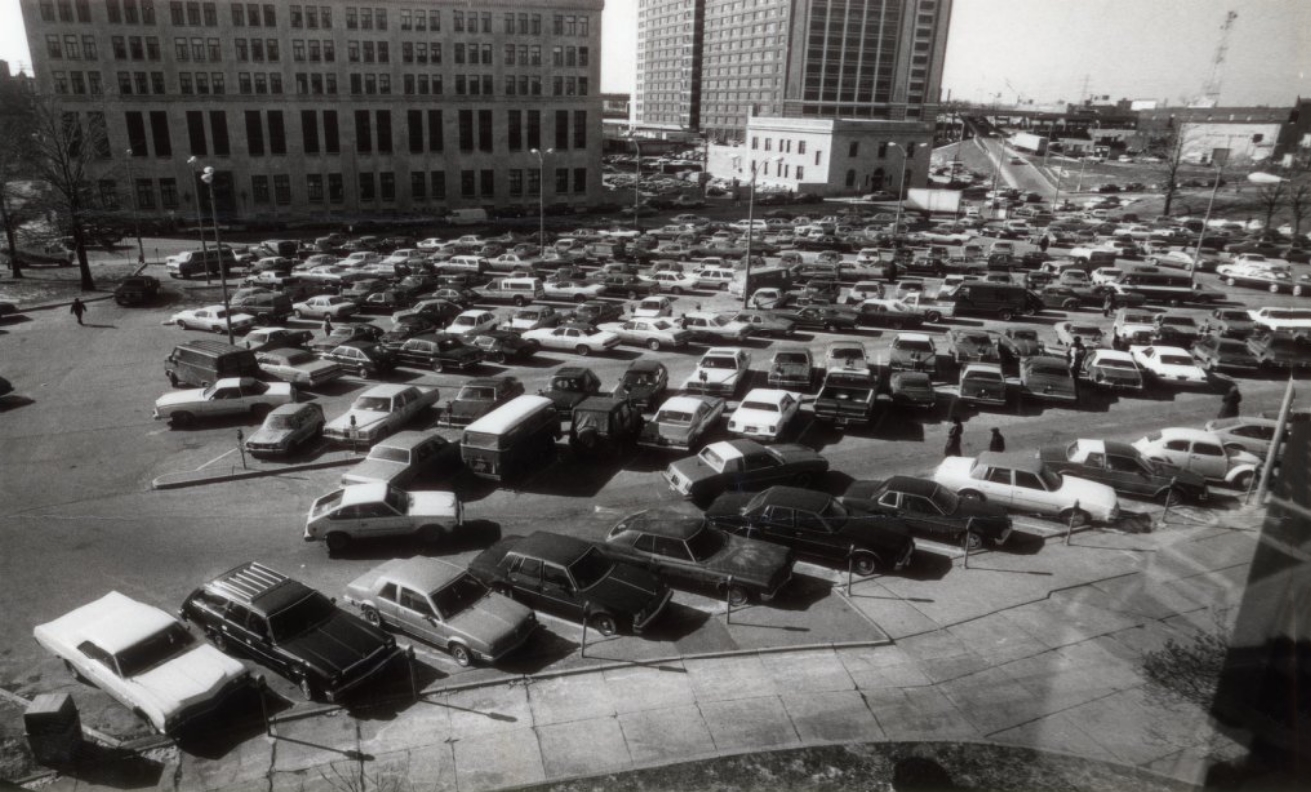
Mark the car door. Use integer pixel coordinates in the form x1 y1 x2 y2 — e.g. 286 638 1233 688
746 504 795 547
977 465 1015 505
396 587 446 646
1075 451 1111 488
373 582 405 628
899 493 954 541
740 451 785 488
791 506 843 561
1012 470 1055 514
505 555 547 609
354 501 411 538
1158 438 1192 471
1189 441 1228 480
210 383 244 416
539 562 584 623
1105 454 1155 496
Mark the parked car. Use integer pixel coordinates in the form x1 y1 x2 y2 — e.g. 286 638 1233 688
170 305 256 334
34 592 251 734
240 327 314 352
1153 313 1202 345
293 295 358 320
960 362 1008 406
598 317 692 351
154 377 296 427
255 348 345 388
343 558 536 667
503 306 562 333
395 333 485 373
468 532 673 636
309 323 385 353
1039 438 1209 504
889 332 939 375
341 431 459 487
842 476 1013 549
932 452 1120 524
946 329 1000 364
997 327 1044 358
1201 309 1257 339
179 562 403 702
323 384 440 446
1132 428 1261 488
771 304 859 333
612 359 669 410
1204 416 1286 458
704 487 914 576
726 389 801 442
1130 345 1209 387
523 323 621 355
113 275 162 306
663 439 829 501
443 377 526 427
1191 335 1262 375
569 396 645 457
684 347 753 397
639 395 726 452
305 482 462 554
1018 355 1077 402
767 348 815 391
469 330 540 363
540 367 603 412
244 402 326 458
1079 349 1144 391
732 309 797 338
889 370 937 409
1054 321 1105 350
320 341 397 378
603 511 794 604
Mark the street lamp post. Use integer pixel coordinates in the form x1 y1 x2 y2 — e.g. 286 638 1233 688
530 148 553 252
1190 148 1231 287
199 166 234 344
889 142 912 241
736 154 782 309
632 138 642 233
1075 156 1089 193
187 156 212 284
123 150 146 267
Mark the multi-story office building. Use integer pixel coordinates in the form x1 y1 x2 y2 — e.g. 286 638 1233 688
20 0 604 220
635 0 952 142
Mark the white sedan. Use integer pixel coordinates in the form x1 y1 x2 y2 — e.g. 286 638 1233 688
294 295 358 320
642 271 700 294
34 592 250 734
154 377 297 426
932 452 1120 524
170 305 255 334
543 279 606 302
633 296 676 318
447 309 499 337
727 389 801 441
523 323 621 355
1129 345 1209 387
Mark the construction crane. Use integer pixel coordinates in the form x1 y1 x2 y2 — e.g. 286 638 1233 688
1003 79 1027 108
1196 11 1238 108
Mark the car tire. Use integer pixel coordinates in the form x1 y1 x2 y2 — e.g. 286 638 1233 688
296 310 306 319
1233 470 1255 491
958 489 984 502
590 612 618 637
853 553 879 576
361 606 382 628
671 287 683 295
647 339 662 351
573 294 587 303
725 583 750 607
513 296 526 307
1159 487 1186 508
170 412 194 428
356 365 368 378
296 674 318 702
1059 507 1091 527
1294 284 1305 297
926 311 942 323
176 320 188 329
1269 283 1281 294
325 532 350 555
448 643 473 667
63 659 88 683
964 531 983 551
575 344 590 356
431 360 444 373
720 282 729 291
1225 277 1237 287
420 524 446 545
792 471 815 488
998 309 1016 321
207 628 229 653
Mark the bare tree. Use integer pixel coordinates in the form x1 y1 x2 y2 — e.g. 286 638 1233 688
1287 180 1311 237
24 95 114 291
1145 127 1188 217
1249 178 1288 231
0 85 36 278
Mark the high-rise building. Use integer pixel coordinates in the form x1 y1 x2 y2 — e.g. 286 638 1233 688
19 0 604 220
635 0 953 142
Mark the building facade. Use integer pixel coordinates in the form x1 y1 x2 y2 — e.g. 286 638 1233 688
706 116 932 197
635 0 952 142
20 0 605 221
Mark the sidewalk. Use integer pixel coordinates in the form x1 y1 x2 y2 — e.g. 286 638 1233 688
24 510 1262 792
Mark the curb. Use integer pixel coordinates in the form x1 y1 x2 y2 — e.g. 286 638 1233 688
151 455 362 490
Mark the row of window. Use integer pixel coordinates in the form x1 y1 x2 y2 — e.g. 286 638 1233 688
43 34 98 60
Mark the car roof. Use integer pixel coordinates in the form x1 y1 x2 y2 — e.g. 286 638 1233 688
1155 427 1218 442
897 332 932 342
627 359 666 373
359 383 411 397
703 346 742 356
371 430 440 450
704 438 765 459
205 562 313 616
660 395 714 412
619 511 704 540
513 531 591 564
48 591 178 656
883 476 940 497
976 451 1046 473
739 388 793 403
340 482 394 506
555 366 592 378
1090 349 1134 361
755 486 833 511
371 557 462 592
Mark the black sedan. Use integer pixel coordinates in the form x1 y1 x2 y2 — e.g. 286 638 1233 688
568 300 625 326
842 477 1012 550
470 330 540 363
663 439 829 501
308 323 386 353
394 333 485 372
612 359 668 410
771 305 860 333
468 532 673 636
1038 439 1209 504
603 511 794 605
704 487 915 576
997 327 1044 358
379 317 440 352
358 290 415 315
597 274 660 300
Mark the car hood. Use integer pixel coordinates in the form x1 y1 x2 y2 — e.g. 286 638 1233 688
772 362 809 376
1056 475 1119 510
248 427 295 446
326 409 388 432
279 610 392 677
732 407 785 424
585 565 668 616
155 389 208 408
444 594 534 649
1147 361 1207 379
692 368 741 386
703 534 793 583
342 458 404 484
130 644 248 724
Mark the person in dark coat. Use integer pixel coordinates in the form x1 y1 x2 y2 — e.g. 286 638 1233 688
1218 384 1242 419
989 428 1006 452
70 298 87 325
1039 234 1051 252
1067 338 1087 400
322 316 333 337
944 418 964 457
1102 291 1116 318
886 259 899 284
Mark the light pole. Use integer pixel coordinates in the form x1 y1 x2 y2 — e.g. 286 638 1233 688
530 148 553 251
187 156 212 284
735 154 781 309
1190 148 1230 287
632 138 643 233
1075 155 1089 194
123 150 146 267
888 142 912 241
200 166 234 344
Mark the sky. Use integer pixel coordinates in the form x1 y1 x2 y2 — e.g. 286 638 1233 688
1 0 1306 107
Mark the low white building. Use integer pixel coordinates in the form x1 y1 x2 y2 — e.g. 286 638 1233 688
706 117 933 198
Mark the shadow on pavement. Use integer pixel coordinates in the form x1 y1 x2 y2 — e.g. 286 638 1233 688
48 742 164 790
768 572 839 612
175 686 292 761
497 630 583 675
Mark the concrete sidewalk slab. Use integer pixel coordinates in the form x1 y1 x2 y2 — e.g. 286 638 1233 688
603 661 695 714
759 648 855 694
440 684 531 738
992 709 1121 764
616 704 715 766
781 690 884 744
360 696 452 754
698 696 800 753
270 714 360 774
527 673 617 726
940 664 1052 735
536 716 632 779
685 654 778 702
173 735 274 791
841 585 944 638
896 629 992 684
452 727 545 792
862 686 982 742
835 645 933 690
947 613 1050 666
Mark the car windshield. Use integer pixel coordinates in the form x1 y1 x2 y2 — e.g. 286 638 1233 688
1011 330 1038 341
740 400 780 412
650 320 675 330
698 446 728 471
708 315 729 327
1160 355 1194 366
702 356 739 369
1100 358 1136 370
623 372 653 386
431 574 488 619
657 409 693 425
1071 326 1101 336
114 622 195 678
895 339 933 352
686 526 725 561
775 352 807 364
1123 313 1152 324
966 369 1004 382
268 413 298 429
458 386 496 401
354 396 392 411
569 547 613 590
269 592 337 642
929 484 960 513
830 348 863 360
1161 317 1195 327
369 446 410 463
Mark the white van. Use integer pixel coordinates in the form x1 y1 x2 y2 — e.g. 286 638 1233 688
442 255 488 275
480 277 545 306
1249 307 1311 333
693 264 737 290
445 208 489 226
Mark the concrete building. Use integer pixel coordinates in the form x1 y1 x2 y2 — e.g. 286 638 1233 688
635 0 952 142
707 116 931 197
19 0 605 221
1138 106 1293 166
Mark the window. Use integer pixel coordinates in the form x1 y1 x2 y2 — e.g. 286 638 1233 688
359 172 375 201
323 110 339 152
478 110 492 152
135 178 156 210
555 167 568 194
354 109 371 153
480 169 494 198
457 110 473 152
573 110 587 150
328 172 343 203
185 110 207 155
244 110 264 155
301 109 319 153
427 109 443 152
149 110 171 156
125 111 148 156
985 467 1011 484
555 110 568 150
306 173 324 203
273 174 290 205
251 174 269 203
375 110 392 153
159 178 178 209
231 3 243 25
261 3 273 26
46 36 62 60
380 171 395 201
849 141 859 157
527 110 541 150
209 110 229 154
410 171 426 201
267 110 285 154
573 168 586 194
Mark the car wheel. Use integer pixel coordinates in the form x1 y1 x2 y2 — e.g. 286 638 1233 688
998 309 1016 321
964 531 983 551
1063 300 1079 311
1225 277 1237 287
647 339 662 351
420 524 447 545
575 344 591 356
671 287 683 295
361 606 382 628
1269 283 1281 294
431 360 444 373
170 411 194 428
573 294 587 303
63 659 88 683
590 612 618 637
1159 487 1186 508
325 532 350 555
513 296 526 307
926 311 942 323
1294 284 1305 297
720 282 729 291
207 628 229 653
296 310 306 319
853 553 879 576
1233 470 1255 491
176 320 188 328
296 674 318 702
959 489 984 502
356 365 368 378
725 583 750 607
448 643 473 667
1058 507 1091 527
493 583 514 599
792 471 815 487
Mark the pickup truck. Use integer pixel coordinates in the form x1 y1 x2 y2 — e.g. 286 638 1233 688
324 384 440 446
1246 330 1311 369
813 369 878 428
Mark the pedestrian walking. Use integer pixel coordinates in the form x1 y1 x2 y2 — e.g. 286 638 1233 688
322 315 333 337
70 298 86 326
1067 338 1087 400
1039 234 1051 253
1102 291 1115 318
1218 384 1242 420
944 418 964 458
989 427 1006 452
887 259 899 284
